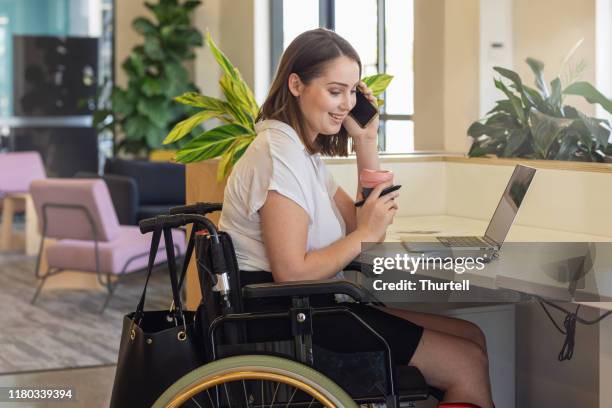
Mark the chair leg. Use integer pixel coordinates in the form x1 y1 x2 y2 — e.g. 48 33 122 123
99 275 116 314
31 275 48 305
0 197 16 252
24 194 40 256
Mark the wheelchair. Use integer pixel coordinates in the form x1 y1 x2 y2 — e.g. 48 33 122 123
142 203 473 408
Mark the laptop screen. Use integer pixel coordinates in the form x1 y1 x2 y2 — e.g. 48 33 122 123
484 165 536 245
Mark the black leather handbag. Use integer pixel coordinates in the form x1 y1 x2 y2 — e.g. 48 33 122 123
110 227 205 408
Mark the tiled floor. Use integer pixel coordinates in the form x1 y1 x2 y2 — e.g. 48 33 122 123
0 365 116 407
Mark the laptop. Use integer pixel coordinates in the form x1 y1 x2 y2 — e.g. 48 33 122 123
402 164 536 254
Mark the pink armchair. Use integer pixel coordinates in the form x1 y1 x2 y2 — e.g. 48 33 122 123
29 179 186 313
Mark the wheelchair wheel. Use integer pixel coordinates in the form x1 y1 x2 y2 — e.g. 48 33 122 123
152 354 357 408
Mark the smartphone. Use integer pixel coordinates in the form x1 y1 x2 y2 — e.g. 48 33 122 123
349 90 379 128
355 184 402 207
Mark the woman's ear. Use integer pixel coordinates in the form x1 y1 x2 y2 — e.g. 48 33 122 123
288 73 303 97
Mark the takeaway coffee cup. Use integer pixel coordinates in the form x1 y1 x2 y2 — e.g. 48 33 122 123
360 169 394 199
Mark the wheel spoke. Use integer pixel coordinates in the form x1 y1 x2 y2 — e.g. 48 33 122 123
285 388 297 407
223 383 232 408
205 389 215 408
269 382 280 408
261 379 264 404
242 380 249 407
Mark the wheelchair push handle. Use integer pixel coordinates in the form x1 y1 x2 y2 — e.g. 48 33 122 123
139 214 219 239
138 214 231 280
169 202 222 216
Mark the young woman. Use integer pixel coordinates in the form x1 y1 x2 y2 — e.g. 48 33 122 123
219 28 494 408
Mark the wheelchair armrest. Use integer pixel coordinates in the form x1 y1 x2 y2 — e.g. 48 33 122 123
344 259 376 278
242 279 374 303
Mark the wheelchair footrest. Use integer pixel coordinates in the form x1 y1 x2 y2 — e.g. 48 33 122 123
396 365 430 401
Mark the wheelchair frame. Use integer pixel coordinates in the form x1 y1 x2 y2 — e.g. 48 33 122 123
144 203 430 407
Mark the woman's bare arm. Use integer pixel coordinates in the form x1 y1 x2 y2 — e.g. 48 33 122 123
260 191 368 281
333 187 357 233
260 184 398 282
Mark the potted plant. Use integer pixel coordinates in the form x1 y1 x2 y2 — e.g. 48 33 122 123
468 56 612 162
164 32 394 181
107 0 204 157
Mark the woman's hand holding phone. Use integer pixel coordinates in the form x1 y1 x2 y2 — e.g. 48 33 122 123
355 181 400 242
342 81 379 144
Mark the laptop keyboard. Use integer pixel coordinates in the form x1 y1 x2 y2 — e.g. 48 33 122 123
437 236 490 247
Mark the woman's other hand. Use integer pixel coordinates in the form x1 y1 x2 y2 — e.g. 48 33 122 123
355 181 399 242
342 81 379 144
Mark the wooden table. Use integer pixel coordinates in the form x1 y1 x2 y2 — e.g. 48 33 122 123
0 192 41 256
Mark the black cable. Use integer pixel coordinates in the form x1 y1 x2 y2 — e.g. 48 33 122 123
538 299 612 361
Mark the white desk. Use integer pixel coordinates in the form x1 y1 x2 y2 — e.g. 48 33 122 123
384 215 612 310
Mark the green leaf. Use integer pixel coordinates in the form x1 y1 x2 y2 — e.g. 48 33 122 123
503 129 528 157
175 124 254 163
163 109 226 144
576 111 610 147
182 28 203 47
141 77 162 96
484 112 520 130
493 67 523 92
548 77 562 113
124 115 152 140
529 108 573 158
132 17 157 36
555 131 580 160
494 66 533 108
468 142 489 157
144 36 165 60
219 75 254 127
486 100 515 116
174 92 230 111
526 57 549 97
467 122 489 138
563 81 612 115
145 126 167 149
183 0 202 12
122 53 145 78
522 85 548 112
112 88 135 117
494 79 525 123
362 74 394 97
137 96 172 128
216 136 255 181
206 32 259 117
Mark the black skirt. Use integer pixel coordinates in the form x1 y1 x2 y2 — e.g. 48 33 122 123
240 270 424 365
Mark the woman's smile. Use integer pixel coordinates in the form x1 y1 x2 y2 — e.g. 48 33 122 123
329 112 347 125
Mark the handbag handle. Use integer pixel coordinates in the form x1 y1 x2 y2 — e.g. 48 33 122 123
133 227 162 324
133 227 185 325
168 227 196 313
163 227 187 328
178 227 196 294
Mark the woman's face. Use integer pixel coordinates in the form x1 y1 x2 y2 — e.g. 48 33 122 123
289 56 360 140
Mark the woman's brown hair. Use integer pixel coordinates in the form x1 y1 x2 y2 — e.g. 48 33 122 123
256 28 361 156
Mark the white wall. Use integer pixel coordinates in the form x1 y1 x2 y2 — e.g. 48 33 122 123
479 0 513 117
192 0 271 105
326 159 612 238
595 0 612 125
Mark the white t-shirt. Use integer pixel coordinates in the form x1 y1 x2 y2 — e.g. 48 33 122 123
219 119 346 272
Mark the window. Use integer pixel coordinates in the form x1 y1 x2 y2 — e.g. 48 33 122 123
275 0 414 153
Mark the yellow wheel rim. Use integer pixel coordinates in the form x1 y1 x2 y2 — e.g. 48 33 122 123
166 370 337 408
